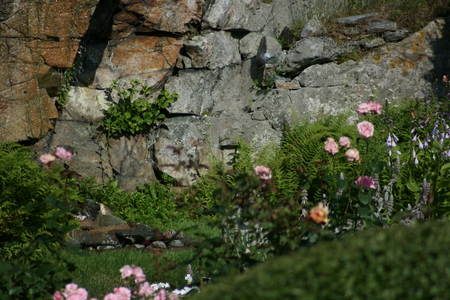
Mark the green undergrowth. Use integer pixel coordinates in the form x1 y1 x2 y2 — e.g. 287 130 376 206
57 249 196 299
192 220 450 300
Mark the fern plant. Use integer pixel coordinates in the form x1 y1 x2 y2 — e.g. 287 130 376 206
0 143 79 300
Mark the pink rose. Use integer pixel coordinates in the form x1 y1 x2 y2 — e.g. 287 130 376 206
339 136 351 147
345 148 360 162
324 137 339 155
356 121 374 139
113 287 131 300
307 203 330 225
138 282 154 297
119 265 134 278
253 165 272 180
53 291 63 300
133 267 146 279
154 289 167 300
367 101 382 114
104 293 119 300
40 153 56 164
355 176 376 189
55 146 72 160
355 102 371 114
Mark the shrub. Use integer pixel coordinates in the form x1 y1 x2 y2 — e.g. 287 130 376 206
0 143 79 299
192 220 450 300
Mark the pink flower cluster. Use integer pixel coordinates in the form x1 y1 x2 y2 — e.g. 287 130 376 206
324 136 360 162
53 283 92 300
355 101 382 115
355 176 376 189
104 287 132 300
253 165 272 180
40 146 72 165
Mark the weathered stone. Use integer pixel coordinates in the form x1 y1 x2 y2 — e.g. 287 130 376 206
285 37 357 75
275 80 301 90
336 12 381 25
170 240 185 247
256 36 283 66
97 214 126 227
201 0 266 31
139 0 205 34
240 32 263 59
384 30 409 42
360 37 386 49
0 0 98 142
343 27 362 36
65 87 109 121
115 224 164 245
153 241 167 249
184 31 241 69
300 16 327 38
367 20 397 33
82 199 101 221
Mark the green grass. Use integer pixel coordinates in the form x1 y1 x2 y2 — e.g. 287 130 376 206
58 249 196 299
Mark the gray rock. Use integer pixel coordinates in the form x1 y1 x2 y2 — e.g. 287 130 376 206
82 199 101 221
115 224 164 245
344 27 362 36
337 12 381 25
300 16 327 38
201 0 267 32
184 31 241 69
240 32 263 59
384 30 409 42
285 37 357 75
97 214 126 227
367 20 397 33
360 37 386 49
170 240 185 247
153 241 167 249
256 36 283 66
96 245 118 251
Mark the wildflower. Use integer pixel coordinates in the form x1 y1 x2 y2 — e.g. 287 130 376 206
355 176 376 189
345 148 360 162
113 287 131 300
368 101 382 114
253 165 272 180
307 203 330 225
55 146 72 160
339 136 351 147
138 282 154 298
40 153 56 164
355 102 371 114
119 265 134 279
356 121 375 139
324 137 339 155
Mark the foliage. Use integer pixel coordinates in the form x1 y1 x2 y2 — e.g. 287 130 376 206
75 178 185 228
100 80 178 136
56 64 77 109
187 166 333 278
192 220 450 300
0 143 79 300
267 113 357 201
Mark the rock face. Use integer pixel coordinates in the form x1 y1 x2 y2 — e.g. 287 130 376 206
70 199 198 250
1 0 449 191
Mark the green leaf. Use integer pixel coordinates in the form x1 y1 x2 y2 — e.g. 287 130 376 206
124 112 131 119
406 180 421 192
337 179 348 190
357 205 371 217
358 192 372 205
371 160 384 174
440 163 450 173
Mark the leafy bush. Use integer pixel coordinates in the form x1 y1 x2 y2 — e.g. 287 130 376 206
75 178 186 228
101 79 178 136
192 220 450 300
0 143 79 299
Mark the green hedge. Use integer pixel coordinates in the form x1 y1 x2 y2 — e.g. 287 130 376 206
193 221 450 299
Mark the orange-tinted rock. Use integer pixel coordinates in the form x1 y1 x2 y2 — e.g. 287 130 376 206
0 0 98 142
